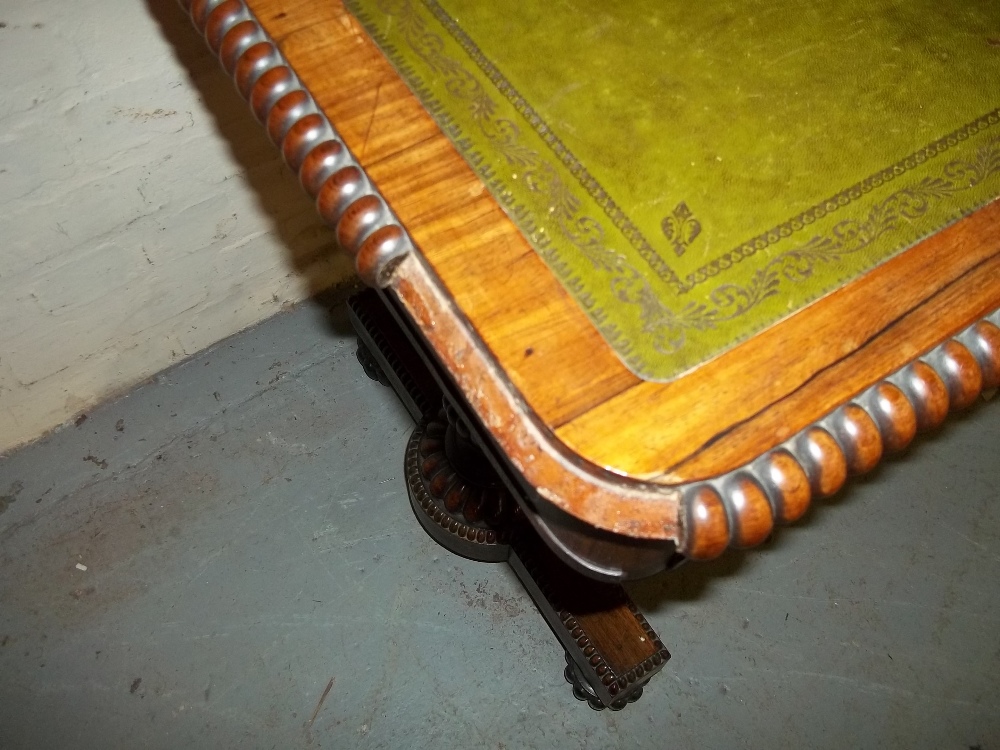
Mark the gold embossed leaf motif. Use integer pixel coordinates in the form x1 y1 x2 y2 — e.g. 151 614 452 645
661 202 702 258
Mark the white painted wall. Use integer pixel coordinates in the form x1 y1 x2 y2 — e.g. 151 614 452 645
0 0 353 453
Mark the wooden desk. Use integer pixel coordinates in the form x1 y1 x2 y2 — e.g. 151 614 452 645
179 0 1000 708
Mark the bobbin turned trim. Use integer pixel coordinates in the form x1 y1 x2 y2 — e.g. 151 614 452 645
178 0 411 287
681 312 1000 561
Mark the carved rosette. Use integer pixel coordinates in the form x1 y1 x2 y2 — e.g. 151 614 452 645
404 414 517 562
178 0 411 287
682 312 1000 561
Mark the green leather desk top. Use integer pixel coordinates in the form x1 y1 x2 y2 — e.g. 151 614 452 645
347 0 1000 380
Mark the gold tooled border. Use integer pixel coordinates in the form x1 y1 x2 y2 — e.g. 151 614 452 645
412 0 1000 293
351 0 1000 381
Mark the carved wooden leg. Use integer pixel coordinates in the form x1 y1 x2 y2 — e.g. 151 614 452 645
349 289 671 709
509 530 669 710
347 287 440 422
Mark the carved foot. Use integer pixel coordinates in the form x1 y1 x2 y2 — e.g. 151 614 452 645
347 290 440 421
564 652 645 711
509 532 670 710
356 341 389 386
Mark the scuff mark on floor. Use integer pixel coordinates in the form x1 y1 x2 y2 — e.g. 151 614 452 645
306 676 335 728
0 480 24 514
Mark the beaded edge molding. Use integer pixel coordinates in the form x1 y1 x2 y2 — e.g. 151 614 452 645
681 309 1000 561
178 0 411 287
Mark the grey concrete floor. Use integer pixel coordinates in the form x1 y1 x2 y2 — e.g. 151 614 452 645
1 295 998 749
